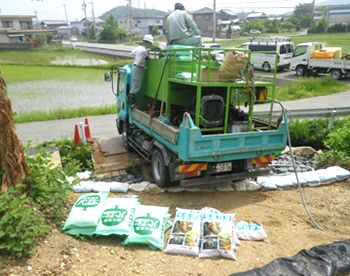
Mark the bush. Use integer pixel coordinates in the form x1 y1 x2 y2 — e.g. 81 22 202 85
316 116 350 169
26 149 71 226
0 187 50 258
53 140 93 176
289 118 329 149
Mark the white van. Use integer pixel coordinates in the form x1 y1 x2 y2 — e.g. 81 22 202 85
239 38 294 71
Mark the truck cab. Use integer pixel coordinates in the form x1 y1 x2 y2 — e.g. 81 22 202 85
105 46 288 187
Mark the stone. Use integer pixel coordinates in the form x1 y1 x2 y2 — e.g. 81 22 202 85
185 187 201 192
216 183 234 192
128 181 150 192
245 180 261 191
145 183 166 194
199 185 216 193
167 186 186 193
233 181 247 191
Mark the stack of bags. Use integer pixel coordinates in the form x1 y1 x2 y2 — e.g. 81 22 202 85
63 195 267 258
63 192 171 250
164 207 267 260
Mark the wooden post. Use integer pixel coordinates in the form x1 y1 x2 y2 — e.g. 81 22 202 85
0 72 29 194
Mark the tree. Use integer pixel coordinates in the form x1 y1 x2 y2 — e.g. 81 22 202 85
98 15 121 43
88 25 97 41
151 25 159 36
0 72 29 194
293 3 313 29
309 18 327 34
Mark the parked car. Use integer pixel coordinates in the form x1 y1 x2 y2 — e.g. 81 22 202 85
250 29 261 34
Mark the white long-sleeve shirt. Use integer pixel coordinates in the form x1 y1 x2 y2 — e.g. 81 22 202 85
131 45 148 68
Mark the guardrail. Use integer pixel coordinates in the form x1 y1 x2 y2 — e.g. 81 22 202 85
255 107 350 119
63 41 135 58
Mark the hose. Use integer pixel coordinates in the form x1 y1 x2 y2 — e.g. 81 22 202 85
275 100 325 231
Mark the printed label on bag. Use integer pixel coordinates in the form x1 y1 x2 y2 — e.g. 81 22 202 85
101 207 128 226
75 195 101 211
133 213 160 235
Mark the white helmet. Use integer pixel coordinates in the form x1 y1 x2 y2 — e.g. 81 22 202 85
143 34 154 44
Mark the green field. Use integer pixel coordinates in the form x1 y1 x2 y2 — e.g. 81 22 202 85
0 46 117 66
1 64 107 83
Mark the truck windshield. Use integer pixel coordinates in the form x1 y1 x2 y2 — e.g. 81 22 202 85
293 45 308 57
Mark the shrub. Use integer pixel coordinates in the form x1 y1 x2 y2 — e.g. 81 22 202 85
26 149 71 226
316 116 350 169
0 187 50 258
289 118 329 149
53 140 93 176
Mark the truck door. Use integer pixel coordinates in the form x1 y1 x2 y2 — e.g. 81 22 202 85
291 45 309 70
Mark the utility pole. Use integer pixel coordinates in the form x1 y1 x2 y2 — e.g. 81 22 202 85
127 0 132 34
82 0 89 40
89 1 96 26
34 10 39 28
213 0 216 42
63 4 70 39
312 0 315 21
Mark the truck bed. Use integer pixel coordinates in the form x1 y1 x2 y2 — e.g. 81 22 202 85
131 108 287 163
309 58 350 70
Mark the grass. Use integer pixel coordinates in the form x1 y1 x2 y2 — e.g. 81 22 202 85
275 76 348 101
291 33 350 54
14 105 117 124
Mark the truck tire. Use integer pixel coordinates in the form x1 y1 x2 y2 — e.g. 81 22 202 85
151 150 170 187
262 62 271 72
330 69 342 80
296 65 306 76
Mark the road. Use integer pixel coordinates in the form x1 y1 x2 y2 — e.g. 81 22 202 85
15 90 350 145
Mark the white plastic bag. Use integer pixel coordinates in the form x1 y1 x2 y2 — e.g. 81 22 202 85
199 207 237 260
164 208 201 256
235 221 267 241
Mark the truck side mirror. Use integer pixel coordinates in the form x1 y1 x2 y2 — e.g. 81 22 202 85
104 72 112 82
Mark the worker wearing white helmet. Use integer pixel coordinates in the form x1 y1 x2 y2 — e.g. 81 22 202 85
128 34 154 107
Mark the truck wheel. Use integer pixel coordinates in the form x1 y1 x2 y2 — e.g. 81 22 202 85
262 62 271 72
122 122 131 150
330 69 342 80
296 65 306 77
151 150 170 187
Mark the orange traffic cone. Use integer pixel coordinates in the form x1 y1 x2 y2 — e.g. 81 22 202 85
74 124 81 145
84 118 93 142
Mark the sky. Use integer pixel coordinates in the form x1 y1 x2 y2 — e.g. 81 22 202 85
0 0 324 22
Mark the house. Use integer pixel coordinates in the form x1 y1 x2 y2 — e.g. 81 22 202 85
193 7 220 37
326 5 350 24
0 15 35 30
132 16 164 34
71 17 105 35
246 12 267 20
40 20 67 30
0 15 47 47
117 16 163 34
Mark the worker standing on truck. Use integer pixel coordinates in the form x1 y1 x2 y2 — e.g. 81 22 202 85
128 34 153 108
166 3 202 47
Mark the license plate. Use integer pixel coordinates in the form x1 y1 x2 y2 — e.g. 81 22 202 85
215 162 232 173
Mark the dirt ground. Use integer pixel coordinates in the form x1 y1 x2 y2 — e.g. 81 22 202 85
1 179 350 276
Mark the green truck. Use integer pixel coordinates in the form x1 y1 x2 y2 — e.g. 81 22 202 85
105 46 288 187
